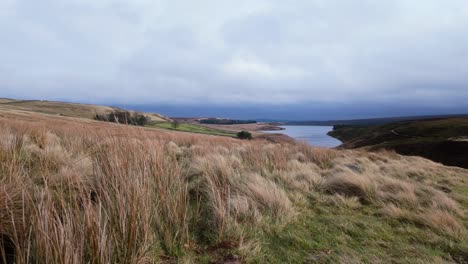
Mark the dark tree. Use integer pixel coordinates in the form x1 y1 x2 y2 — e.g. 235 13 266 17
237 131 253 140
171 120 180 129
95 111 149 126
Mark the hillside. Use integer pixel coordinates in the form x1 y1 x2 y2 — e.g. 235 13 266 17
0 108 467 263
329 116 468 168
284 114 468 126
0 98 288 140
0 98 168 122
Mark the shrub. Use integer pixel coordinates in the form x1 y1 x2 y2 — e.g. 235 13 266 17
171 120 180 129
237 131 252 140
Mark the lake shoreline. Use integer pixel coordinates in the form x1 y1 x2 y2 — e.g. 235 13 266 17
264 125 343 148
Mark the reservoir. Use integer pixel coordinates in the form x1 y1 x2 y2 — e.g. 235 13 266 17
267 126 342 148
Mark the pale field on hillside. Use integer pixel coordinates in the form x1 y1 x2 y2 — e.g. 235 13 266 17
0 99 167 122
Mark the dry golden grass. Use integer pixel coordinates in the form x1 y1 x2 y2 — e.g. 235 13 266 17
0 109 466 263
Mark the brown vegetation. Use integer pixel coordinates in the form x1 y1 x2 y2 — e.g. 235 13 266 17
0 109 466 263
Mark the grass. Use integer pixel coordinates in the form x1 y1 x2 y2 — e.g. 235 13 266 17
148 122 236 137
0 109 467 263
263 203 466 263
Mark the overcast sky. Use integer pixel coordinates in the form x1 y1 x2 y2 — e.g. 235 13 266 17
1 0 468 118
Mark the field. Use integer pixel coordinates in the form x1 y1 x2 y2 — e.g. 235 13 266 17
197 123 284 132
0 109 467 263
148 122 237 137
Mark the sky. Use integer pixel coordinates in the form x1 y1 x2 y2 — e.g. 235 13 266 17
1 0 468 119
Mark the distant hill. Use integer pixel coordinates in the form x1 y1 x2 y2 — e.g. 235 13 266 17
0 98 169 122
284 114 468 126
328 116 468 168
199 118 257 125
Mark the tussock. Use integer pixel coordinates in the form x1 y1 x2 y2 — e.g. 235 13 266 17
325 194 362 210
417 209 465 239
281 160 323 192
321 171 377 203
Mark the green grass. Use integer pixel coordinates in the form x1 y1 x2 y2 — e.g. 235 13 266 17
259 195 467 263
148 122 236 137
190 184 468 263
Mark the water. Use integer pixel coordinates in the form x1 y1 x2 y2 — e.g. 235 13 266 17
266 126 342 148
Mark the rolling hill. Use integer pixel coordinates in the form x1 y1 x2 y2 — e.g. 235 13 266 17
284 114 468 126
329 116 468 168
0 98 168 122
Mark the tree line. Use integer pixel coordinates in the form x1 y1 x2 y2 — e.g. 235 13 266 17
199 118 257 125
95 111 149 126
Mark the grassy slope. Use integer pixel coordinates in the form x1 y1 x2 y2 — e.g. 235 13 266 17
330 117 468 144
329 117 468 168
0 98 167 122
148 122 237 137
0 110 467 263
265 207 463 263
0 98 16 103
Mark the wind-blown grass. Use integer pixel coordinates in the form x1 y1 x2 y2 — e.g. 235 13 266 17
0 110 467 263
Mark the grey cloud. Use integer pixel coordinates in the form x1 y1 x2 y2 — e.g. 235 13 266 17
1 0 468 113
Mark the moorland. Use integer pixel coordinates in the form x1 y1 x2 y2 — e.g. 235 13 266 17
0 99 467 263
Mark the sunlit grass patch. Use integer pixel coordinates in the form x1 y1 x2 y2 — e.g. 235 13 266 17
148 122 236 137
